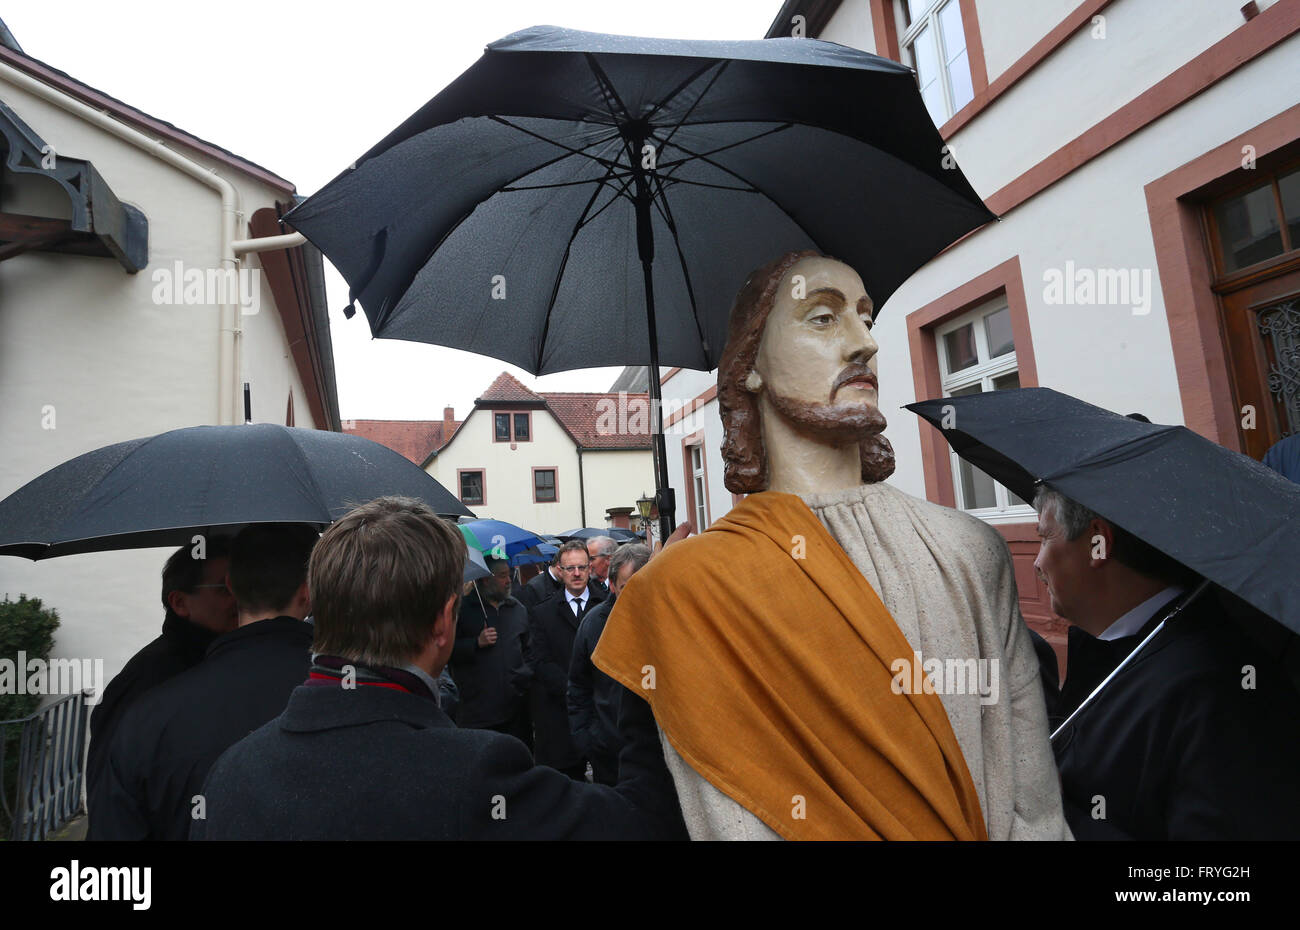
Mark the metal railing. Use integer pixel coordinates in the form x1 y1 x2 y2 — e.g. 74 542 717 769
0 691 90 841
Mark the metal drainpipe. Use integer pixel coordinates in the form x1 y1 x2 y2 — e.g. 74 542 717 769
577 446 587 527
0 60 285 425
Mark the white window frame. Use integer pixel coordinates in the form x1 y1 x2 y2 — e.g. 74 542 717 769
689 443 709 530
900 0 974 125
936 296 1034 525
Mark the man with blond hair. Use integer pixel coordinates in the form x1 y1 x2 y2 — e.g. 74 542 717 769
193 497 685 840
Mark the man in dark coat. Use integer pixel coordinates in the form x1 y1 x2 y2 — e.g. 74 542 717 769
526 540 605 778
569 543 651 784
89 524 318 840
1034 486 1300 839
85 538 236 820
192 497 687 841
517 555 564 610
449 556 531 747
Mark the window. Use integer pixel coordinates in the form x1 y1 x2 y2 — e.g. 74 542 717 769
493 410 531 442
459 469 485 506
690 444 708 530
1207 162 1300 274
936 297 1029 516
533 468 557 503
902 0 974 126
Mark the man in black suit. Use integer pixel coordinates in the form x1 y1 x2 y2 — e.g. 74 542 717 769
569 543 651 784
192 497 686 840
91 523 317 840
1034 486 1300 839
526 540 604 778
85 538 236 817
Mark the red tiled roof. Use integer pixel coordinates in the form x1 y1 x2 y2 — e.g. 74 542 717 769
542 392 653 449
477 372 546 404
342 419 460 464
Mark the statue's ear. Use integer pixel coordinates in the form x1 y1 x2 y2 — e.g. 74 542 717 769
744 370 763 393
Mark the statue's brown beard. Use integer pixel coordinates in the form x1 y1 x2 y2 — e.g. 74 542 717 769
766 388 888 443
764 388 896 484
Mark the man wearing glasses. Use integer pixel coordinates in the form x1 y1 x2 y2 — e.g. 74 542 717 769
526 540 605 779
86 539 237 824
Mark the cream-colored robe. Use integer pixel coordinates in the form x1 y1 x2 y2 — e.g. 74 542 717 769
659 481 1071 840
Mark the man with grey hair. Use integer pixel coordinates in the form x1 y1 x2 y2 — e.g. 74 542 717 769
569 544 652 784
1033 484 1300 839
586 536 618 595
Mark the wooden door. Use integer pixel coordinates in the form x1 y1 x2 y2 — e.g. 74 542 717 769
1220 267 1300 459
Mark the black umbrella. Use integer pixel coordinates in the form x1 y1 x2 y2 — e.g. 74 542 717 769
284 24 995 543
0 424 473 560
906 387 1300 636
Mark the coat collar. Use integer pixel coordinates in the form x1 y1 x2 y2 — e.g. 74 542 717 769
278 682 453 734
206 615 313 658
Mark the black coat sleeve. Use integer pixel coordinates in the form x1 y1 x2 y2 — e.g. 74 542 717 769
528 604 567 697
462 711 686 840
610 683 688 839
567 618 596 758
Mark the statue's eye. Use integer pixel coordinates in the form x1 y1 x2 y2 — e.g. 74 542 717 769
809 308 835 325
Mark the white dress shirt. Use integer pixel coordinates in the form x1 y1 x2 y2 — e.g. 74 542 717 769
564 588 587 618
1097 585 1186 641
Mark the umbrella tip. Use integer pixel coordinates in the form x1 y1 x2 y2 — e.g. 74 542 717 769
343 302 357 320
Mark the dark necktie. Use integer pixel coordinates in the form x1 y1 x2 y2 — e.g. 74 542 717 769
573 597 584 618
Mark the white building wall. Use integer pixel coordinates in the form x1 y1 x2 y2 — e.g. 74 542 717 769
948 0 1250 199
878 35 1300 501
816 0 877 52
0 75 321 704
652 21 1299 509
973 0 1079 82
580 449 656 527
661 367 734 528
426 408 582 533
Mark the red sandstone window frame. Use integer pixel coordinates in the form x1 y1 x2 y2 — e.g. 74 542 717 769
458 468 486 506
532 466 558 504
905 255 1039 509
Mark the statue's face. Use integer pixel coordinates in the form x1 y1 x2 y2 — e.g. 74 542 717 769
747 256 883 436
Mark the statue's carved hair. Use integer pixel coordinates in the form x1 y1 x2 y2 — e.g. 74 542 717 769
717 250 895 493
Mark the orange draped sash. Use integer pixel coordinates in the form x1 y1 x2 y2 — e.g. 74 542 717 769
593 491 987 840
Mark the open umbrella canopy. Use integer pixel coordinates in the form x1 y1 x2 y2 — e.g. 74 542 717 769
0 424 472 560
906 387 1300 635
457 519 544 561
463 545 491 583
285 25 994 544
285 25 993 375
510 543 558 566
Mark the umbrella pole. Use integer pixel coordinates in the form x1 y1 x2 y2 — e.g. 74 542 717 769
634 172 676 547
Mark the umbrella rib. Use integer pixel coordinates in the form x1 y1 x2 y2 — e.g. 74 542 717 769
646 169 710 359
658 122 795 173
378 128 623 336
655 134 827 253
642 59 733 129
534 159 627 372
649 59 731 150
577 172 638 229
654 176 759 194
487 116 626 171
584 53 635 126
502 173 635 192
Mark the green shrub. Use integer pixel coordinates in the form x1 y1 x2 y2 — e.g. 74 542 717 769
0 595 61 836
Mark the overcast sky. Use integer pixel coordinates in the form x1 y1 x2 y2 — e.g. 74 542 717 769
5 1 784 421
